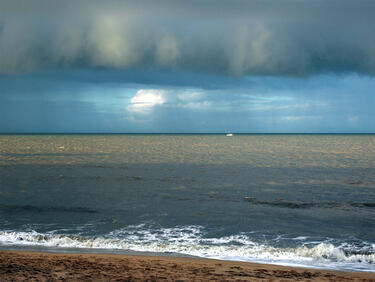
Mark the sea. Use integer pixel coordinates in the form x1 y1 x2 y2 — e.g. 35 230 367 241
0 134 374 272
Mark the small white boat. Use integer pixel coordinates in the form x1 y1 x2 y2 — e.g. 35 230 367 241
226 133 233 137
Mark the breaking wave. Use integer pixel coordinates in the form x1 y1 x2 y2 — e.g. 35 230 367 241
0 225 374 272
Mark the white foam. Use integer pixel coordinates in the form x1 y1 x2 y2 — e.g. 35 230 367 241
292 236 308 240
0 227 374 272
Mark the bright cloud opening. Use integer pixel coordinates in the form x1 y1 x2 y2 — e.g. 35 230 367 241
127 89 166 113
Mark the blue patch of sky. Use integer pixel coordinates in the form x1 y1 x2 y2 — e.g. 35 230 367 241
0 70 374 133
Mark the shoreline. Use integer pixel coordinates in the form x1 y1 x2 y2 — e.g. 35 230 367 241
1 250 374 281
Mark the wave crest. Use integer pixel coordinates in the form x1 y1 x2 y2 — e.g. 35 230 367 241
0 227 374 272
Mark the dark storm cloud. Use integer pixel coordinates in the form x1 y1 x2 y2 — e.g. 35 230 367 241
0 0 374 76
0 69 256 91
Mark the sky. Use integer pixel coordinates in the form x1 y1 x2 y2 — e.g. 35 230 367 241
0 0 374 133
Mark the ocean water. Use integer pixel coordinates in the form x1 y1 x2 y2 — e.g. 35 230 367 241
0 134 375 272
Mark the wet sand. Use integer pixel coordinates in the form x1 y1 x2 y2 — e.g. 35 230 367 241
1 250 374 281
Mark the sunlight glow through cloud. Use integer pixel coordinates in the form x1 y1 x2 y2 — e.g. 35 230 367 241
128 89 166 113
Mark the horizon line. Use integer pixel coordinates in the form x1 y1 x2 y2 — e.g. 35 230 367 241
0 132 374 135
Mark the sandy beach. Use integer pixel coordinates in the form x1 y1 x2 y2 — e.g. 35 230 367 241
1 250 374 281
